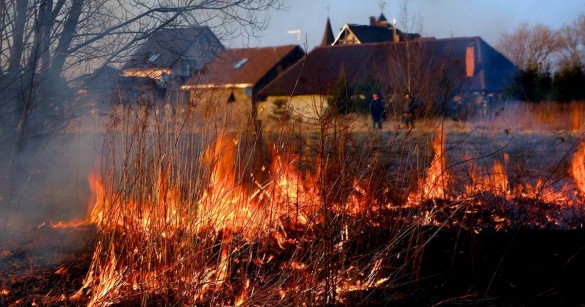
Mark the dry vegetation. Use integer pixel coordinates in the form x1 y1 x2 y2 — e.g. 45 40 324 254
2 98 585 306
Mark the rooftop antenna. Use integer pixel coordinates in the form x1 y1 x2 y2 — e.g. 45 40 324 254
287 29 301 42
379 0 386 13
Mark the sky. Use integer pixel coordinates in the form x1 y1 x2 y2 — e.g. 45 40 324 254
243 0 585 51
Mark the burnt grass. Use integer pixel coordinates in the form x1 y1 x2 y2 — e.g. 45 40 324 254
386 227 585 306
0 205 584 306
2 126 585 305
1 211 584 306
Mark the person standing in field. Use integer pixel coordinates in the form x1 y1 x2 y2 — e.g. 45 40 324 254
370 92 384 129
403 93 417 129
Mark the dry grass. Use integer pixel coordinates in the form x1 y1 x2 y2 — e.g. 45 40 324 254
70 94 443 306
24 96 585 305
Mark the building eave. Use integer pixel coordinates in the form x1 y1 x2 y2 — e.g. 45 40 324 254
180 83 254 90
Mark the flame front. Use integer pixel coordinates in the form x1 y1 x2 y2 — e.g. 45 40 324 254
75 129 585 305
77 135 348 305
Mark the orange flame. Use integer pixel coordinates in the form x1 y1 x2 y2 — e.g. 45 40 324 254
424 131 450 199
571 144 585 194
465 154 510 197
79 135 332 304
410 131 450 201
78 130 585 305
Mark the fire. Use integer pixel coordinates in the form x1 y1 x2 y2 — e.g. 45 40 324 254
571 103 583 131
424 132 449 199
77 135 339 304
87 172 106 224
465 154 510 197
410 131 450 201
571 143 585 194
72 128 585 305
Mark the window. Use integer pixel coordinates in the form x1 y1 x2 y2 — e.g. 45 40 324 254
148 53 160 63
227 92 236 104
233 58 248 69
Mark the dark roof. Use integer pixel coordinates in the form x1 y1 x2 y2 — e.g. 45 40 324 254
378 13 388 22
183 45 304 88
260 37 518 96
122 26 224 71
334 24 421 45
346 24 394 43
321 18 335 46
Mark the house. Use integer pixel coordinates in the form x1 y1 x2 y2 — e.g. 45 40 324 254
73 65 120 114
181 45 305 130
331 14 421 45
119 26 224 102
258 37 517 123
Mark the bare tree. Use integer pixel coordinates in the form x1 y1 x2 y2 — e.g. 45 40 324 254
497 22 560 72
557 14 585 70
0 0 283 233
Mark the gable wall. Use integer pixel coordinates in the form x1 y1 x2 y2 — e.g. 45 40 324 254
258 95 329 126
188 88 254 132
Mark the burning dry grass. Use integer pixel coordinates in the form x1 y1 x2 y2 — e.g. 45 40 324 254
3 99 585 305
63 102 434 306
77 100 585 305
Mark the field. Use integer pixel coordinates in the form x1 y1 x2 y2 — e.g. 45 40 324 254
1 101 585 305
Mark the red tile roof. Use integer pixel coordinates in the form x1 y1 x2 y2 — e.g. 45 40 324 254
183 45 304 89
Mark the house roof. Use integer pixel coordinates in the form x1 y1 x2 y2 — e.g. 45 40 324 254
377 13 388 22
260 37 518 96
182 45 304 89
332 23 421 45
345 24 394 43
122 26 224 71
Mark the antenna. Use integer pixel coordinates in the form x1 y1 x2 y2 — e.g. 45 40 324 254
287 29 301 42
379 0 386 13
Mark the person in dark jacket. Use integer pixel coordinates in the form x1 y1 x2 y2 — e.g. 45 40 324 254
370 92 384 129
403 93 417 128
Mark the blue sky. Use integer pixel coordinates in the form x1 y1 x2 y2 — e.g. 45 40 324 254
241 0 585 51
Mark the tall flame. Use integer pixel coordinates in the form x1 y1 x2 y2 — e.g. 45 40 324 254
421 131 450 199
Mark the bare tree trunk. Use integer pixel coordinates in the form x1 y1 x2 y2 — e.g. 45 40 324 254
39 0 53 74
0 0 5 75
49 0 83 78
7 0 28 79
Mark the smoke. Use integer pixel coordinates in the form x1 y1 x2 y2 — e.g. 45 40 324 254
0 114 103 231
0 71 111 239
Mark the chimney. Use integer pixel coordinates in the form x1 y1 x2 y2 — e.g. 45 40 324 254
369 16 376 26
391 18 399 43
